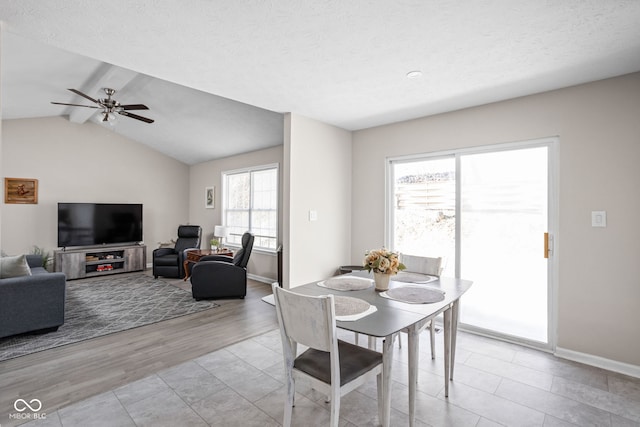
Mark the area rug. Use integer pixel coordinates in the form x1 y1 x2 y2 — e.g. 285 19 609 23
0 274 218 361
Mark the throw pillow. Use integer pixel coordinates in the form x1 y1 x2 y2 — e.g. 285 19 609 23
0 254 33 279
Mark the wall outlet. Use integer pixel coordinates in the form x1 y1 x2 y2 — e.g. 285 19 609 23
591 211 606 227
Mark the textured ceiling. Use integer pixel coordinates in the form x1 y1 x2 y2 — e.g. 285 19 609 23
2 1 640 164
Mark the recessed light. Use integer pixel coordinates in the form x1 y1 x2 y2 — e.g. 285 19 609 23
406 70 423 79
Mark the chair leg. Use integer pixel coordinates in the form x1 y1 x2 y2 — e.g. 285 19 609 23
368 335 376 350
376 373 383 424
283 374 295 427
396 332 402 349
429 321 436 359
329 388 340 427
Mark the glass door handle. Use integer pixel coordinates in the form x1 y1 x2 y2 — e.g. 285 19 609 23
544 232 553 258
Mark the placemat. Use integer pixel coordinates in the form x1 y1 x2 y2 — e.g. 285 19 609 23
394 271 438 284
334 296 377 321
317 276 374 291
380 285 445 304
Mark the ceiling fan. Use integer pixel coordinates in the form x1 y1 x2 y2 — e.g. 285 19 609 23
51 88 154 124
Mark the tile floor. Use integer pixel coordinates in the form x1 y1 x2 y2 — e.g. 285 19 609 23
20 328 640 427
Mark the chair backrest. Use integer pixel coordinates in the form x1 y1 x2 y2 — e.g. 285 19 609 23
272 284 336 353
175 225 202 252
232 232 254 268
400 253 443 276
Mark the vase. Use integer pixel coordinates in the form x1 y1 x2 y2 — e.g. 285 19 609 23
374 272 391 292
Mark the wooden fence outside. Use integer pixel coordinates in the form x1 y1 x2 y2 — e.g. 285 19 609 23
395 178 544 213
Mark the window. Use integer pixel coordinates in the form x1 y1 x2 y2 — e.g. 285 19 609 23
222 164 278 251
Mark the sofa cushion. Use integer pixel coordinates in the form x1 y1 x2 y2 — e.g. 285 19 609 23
30 267 49 275
0 254 33 279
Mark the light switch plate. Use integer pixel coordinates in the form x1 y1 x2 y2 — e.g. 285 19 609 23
309 210 318 221
591 211 606 227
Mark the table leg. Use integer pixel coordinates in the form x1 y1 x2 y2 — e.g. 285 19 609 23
443 307 452 397
183 260 190 281
450 300 460 380
407 325 420 427
381 335 393 427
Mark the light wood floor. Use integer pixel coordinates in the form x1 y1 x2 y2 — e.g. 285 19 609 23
0 272 277 423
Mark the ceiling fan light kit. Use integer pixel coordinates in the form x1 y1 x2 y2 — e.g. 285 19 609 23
51 87 154 124
100 111 117 125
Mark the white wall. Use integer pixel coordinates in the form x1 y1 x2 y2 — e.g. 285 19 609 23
1 117 190 262
189 145 284 282
0 28 3 253
352 73 640 368
285 113 352 288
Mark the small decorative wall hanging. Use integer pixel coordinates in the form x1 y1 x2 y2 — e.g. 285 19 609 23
4 178 38 204
205 186 215 209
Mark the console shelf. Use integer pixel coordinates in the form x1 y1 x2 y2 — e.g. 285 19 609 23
54 244 146 280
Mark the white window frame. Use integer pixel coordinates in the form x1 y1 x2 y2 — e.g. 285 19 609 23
222 163 279 253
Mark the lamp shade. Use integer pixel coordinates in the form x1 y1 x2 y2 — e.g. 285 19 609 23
214 225 228 238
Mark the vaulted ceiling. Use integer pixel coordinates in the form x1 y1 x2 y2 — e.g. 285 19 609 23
2 1 640 165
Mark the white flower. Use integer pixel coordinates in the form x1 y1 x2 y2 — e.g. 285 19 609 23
363 248 406 275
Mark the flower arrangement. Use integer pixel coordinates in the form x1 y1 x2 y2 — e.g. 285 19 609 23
363 248 405 275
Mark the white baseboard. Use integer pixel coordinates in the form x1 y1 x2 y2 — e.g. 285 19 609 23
555 347 640 379
247 273 277 285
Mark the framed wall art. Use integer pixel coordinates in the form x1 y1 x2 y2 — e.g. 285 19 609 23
205 186 215 209
4 178 38 204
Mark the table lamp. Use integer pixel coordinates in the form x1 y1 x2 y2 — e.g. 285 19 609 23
213 225 228 250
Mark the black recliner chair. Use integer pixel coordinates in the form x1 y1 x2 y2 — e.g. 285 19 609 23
191 232 254 300
153 225 202 279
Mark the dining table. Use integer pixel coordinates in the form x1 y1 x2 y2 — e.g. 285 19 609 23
289 271 473 427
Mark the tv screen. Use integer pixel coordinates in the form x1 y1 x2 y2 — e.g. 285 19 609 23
58 203 143 247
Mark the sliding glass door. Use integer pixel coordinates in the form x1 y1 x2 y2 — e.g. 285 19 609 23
389 140 555 345
459 146 549 343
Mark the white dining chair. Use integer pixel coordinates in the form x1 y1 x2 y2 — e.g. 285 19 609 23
352 254 443 358
271 283 384 427
394 254 443 357
401 254 444 277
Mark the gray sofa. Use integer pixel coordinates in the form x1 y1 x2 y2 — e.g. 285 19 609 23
0 254 66 339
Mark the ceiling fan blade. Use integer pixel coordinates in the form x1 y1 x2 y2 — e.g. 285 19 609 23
51 102 100 109
118 111 154 123
68 88 99 104
119 104 149 110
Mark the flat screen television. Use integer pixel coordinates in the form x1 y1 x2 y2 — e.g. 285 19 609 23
58 203 143 248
